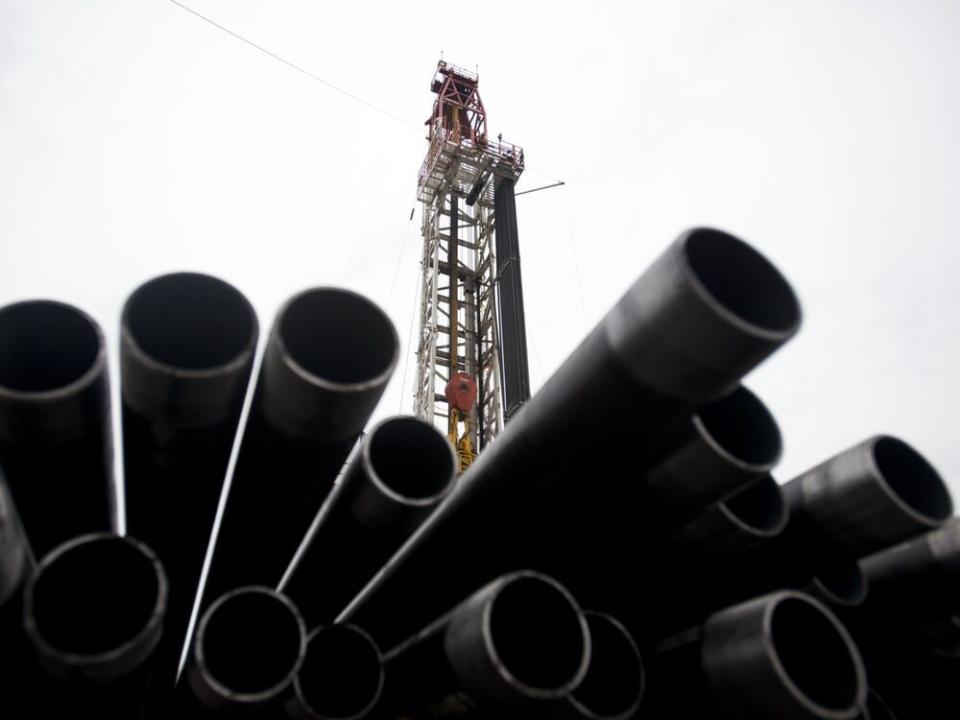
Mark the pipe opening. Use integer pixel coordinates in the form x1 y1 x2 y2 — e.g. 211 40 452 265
280 289 397 386
872 437 952 522
489 575 586 692
0 301 101 392
569 613 643 719
684 229 800 334
200 589 304 697
723 475 786 535
811 561 867 607
369 418 456 502
771 597 860 712
124 273 255 370
696 386 782 468
28 535 161 657
296 625 383 719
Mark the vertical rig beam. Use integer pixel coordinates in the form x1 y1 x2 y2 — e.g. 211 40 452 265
493 178 531 421
448 192 460 445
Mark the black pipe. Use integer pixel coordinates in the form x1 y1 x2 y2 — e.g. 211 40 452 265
23 532 167 719
645 591 866 719
176 586 306 718
781 435 952 559
644 384 782 520
381 571 590 718
859 690 898 720
549 611 643 720
0 300 113 555
203 288 398 601
121 272 259 710
280 416 457 626
340 228 802 648
285 624 384 720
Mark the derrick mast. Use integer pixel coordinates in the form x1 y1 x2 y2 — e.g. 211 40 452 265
413 60 528 471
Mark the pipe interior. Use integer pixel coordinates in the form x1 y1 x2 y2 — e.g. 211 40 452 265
202 591 303 695
125 273 255 370
0 301 100 392
370 418 455 500
723 475 785 533
684 229 800 334
813 561 867 606
697 386 782 467
30 537 159 656
873 437 953 522
298 625 382 718
281 290 396 385
771 597 860 711
489 576 586 691
570 614 643 718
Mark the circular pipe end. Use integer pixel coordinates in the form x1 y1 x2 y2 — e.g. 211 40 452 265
121 272 258 374
869 436 953 527
809 562 869 608
695 385 783 472
566 612 644 720
291 624 384 720
720 474 788 538
680 228 802 340
23 532 167 683
277 288 399 392
0 300 105 399
192 586 306 709
363 416 458 507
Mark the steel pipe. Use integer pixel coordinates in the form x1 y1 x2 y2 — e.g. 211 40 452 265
203 288 398 600
121 271 258 711
285 624 383 720
549 611 643 720
859 690 898 720
341 228 801 648
177 586 306 717
647 591 866 720
0 300 113 555
281 416 457 626
23 533 167 718
381 571 590 717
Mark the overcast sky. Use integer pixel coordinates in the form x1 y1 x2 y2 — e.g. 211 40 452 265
2 1 959 501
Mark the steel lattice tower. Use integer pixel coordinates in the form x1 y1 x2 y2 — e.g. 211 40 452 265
413 60 527 471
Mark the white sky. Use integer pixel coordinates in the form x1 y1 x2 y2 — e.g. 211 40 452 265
2 0 960 498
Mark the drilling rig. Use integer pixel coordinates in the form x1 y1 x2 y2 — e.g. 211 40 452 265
413 60 530 471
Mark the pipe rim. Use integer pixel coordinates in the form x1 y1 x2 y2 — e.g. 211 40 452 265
718 475 788 538
762 591 866 719
677 227 802 342
193 586 307 706
692 385 783 473
23 532 167 676
864 435 953 528
0 300 106 402
121 272 258 379
810 562 869 608
275 287 399 394
480 570 591 701
291 624 384 720
566 612 644 720
361 416 458 508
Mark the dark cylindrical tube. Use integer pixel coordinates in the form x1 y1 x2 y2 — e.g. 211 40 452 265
121 272 258 711
549 611 643 720
646 591 865 720
859 690 898 720
281 416 457 626
0 473 31 609
860 519 960 622
782 435 952 559
285 624 383 720
382 571 590 718
342 228 802 648
203 288 398 600
23 533 167 719
645 384 782 519
0 300 113 556
177 586 306 718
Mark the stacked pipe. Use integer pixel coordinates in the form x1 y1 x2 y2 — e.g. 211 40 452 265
0 226 955 719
